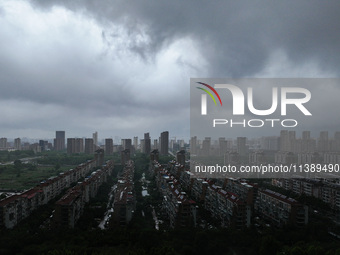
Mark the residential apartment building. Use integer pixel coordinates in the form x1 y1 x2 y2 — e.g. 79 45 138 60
0 159 100 229
53 161 114 228
255 189 308 227
0 138 7 150
105 138 113 155
272 178 340 210
54 131 65 151
67 138 84 154
85 138 94 154
14 138 21 151
160 131 169 155
163 182 197 228
151 161 197 228
109 160 135 227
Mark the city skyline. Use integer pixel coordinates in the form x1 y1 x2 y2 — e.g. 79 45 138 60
1 1 340 253
2 129 340 151
0 130 179 143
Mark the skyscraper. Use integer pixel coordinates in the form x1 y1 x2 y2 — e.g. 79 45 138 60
85 138 94 154
202 137 211 156
67 138 84 154
0 138 7 150
219 137 229 156
144 133 151 154
334 132 340 152
153 139 158 150
176 150 185 165
121 149 130 165
160 131 169 155
93 131 98 148
302 131 310 140
95 149 105 167
280 130 290 152
133 136 138 150
140 139 145 153
14 138 21 151
237 137 247 156
289 131 296 152
105 138 113 155
39 140 48 151
54 131 65 151
67 138 76 155
190 136 197 155
121 139 132 151
75 138 84 153
318 131 329 152
301 131 315 152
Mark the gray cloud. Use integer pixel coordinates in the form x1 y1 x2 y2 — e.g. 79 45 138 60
1 0 340 140
31 0 340 76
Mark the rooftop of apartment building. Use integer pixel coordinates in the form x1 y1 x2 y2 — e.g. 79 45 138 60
218 189 243 205
166 182 196 206
260 188 300 205
56 187 82 206
0 194 20 207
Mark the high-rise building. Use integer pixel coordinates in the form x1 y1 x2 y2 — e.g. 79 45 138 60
54 131 65 151
93 131 98 148
334 132 340 152
318 131 329 152
121 139 132 151
140 139 145 153
39 140 48 151
105 138 113 155
94 148 105 167
237 137 247 156
14 138 21 151
302 131 310 140
30 143 41 153
219 137 229 156
153 139 158 150
22 142 30 151
85 138 94 154
160 131 169 155
301 131 316 152
280 130 290 152
67 138 84 154
133 136 138 150
202 137 211 156
75 138 84 153
169 139 175 150
122 138 134 154
176 150 186 165
144 133 151 154
178 139 185 149
0 138 8 149
190 136 197 155
121 149 130 165
289 131 296 152
67 138 76 155
260 136 279 151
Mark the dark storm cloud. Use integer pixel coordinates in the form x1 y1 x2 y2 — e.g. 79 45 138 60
1 0 340 139
31 0 340 76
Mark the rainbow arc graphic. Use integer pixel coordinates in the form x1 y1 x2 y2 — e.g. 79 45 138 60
196 82 222 106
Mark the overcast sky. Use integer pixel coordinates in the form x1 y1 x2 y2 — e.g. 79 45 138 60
1 0 340 142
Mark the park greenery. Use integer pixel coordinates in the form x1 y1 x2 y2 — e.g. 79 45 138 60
0 151 97 191
0 150 35 163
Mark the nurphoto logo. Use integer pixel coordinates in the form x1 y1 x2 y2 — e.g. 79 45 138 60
196 81 312 128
